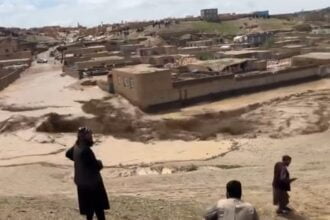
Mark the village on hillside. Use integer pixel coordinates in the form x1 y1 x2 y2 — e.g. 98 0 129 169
0 6 330 220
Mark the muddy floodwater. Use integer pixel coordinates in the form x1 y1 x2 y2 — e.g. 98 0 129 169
0 52 330 219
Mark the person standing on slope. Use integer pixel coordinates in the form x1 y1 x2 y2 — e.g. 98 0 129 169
66 127 110 220
273 155 297 214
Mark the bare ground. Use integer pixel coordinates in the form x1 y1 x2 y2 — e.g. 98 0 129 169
0 196 203 220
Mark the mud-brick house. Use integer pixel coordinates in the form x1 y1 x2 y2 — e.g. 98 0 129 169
0 37 18 57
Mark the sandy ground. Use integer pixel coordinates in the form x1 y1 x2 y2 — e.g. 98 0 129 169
0 51 330 220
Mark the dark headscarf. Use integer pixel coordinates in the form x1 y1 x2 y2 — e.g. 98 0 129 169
76 127 94 147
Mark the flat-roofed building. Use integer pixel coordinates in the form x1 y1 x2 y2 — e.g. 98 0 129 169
216 50 272 59
234 32 273 47
65 45 107 57
113 64 176 109
201 8 219 21
120 44 144 57
75 56 140 71
252 11 270 18
0 37 32 60
292 52 330 67
186 40 214 47
0 37 18 56
148 55 177 67
138 46 178 57
63 51 119 66
186 58 267 74
111 58 328 111
178 46 210 55
138 46 178 64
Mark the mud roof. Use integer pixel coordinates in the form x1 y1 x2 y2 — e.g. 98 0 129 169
86 45 106 49
92 56 124 61
114 64 167 74
179 46 209 49
294 52 330 60
188 58 253 72
220 50 270 55
283 45 306 49
0 58 30 63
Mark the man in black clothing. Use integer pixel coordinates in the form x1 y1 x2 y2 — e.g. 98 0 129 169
272 155 297 214
66 127 110 220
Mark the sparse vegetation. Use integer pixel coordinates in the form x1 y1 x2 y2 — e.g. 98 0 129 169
261 37 276 49
158 17 298 38
196 52 216 60
256 18 296 30
214 164 242 169
0 196 204 220
191 21 241 35
294 23 313 32
176 164 199 172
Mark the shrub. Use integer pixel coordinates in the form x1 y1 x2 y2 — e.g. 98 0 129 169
294 24 312 32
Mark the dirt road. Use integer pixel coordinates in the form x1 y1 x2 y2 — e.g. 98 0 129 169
0 52 329 219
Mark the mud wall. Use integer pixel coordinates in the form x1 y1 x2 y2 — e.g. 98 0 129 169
145 66 320 111
292 56 330 67
64 52 121 65
64 56 90 66
62 65 79 77
113 68 178 109
75 58 126 70
187 40 213 47
0 59 31 68
0 51 32 60
0 68 25 91
178 47 217 56
65 46 107 56
178 67 319 99
114 63 321 111
319 64 330 76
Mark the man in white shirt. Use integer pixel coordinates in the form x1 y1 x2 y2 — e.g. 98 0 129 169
204 180 259 220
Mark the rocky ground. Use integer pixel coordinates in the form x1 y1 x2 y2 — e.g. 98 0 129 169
0 51 330 220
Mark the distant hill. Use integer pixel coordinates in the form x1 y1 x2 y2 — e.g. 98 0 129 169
154 7 329 41
151 18 296 42
273 7 330 23
299 7 330 23
0 6 328 43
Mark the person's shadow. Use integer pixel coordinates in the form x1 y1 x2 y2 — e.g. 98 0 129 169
278 212 308 220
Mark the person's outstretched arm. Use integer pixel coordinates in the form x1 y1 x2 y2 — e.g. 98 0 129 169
65 147 74 161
